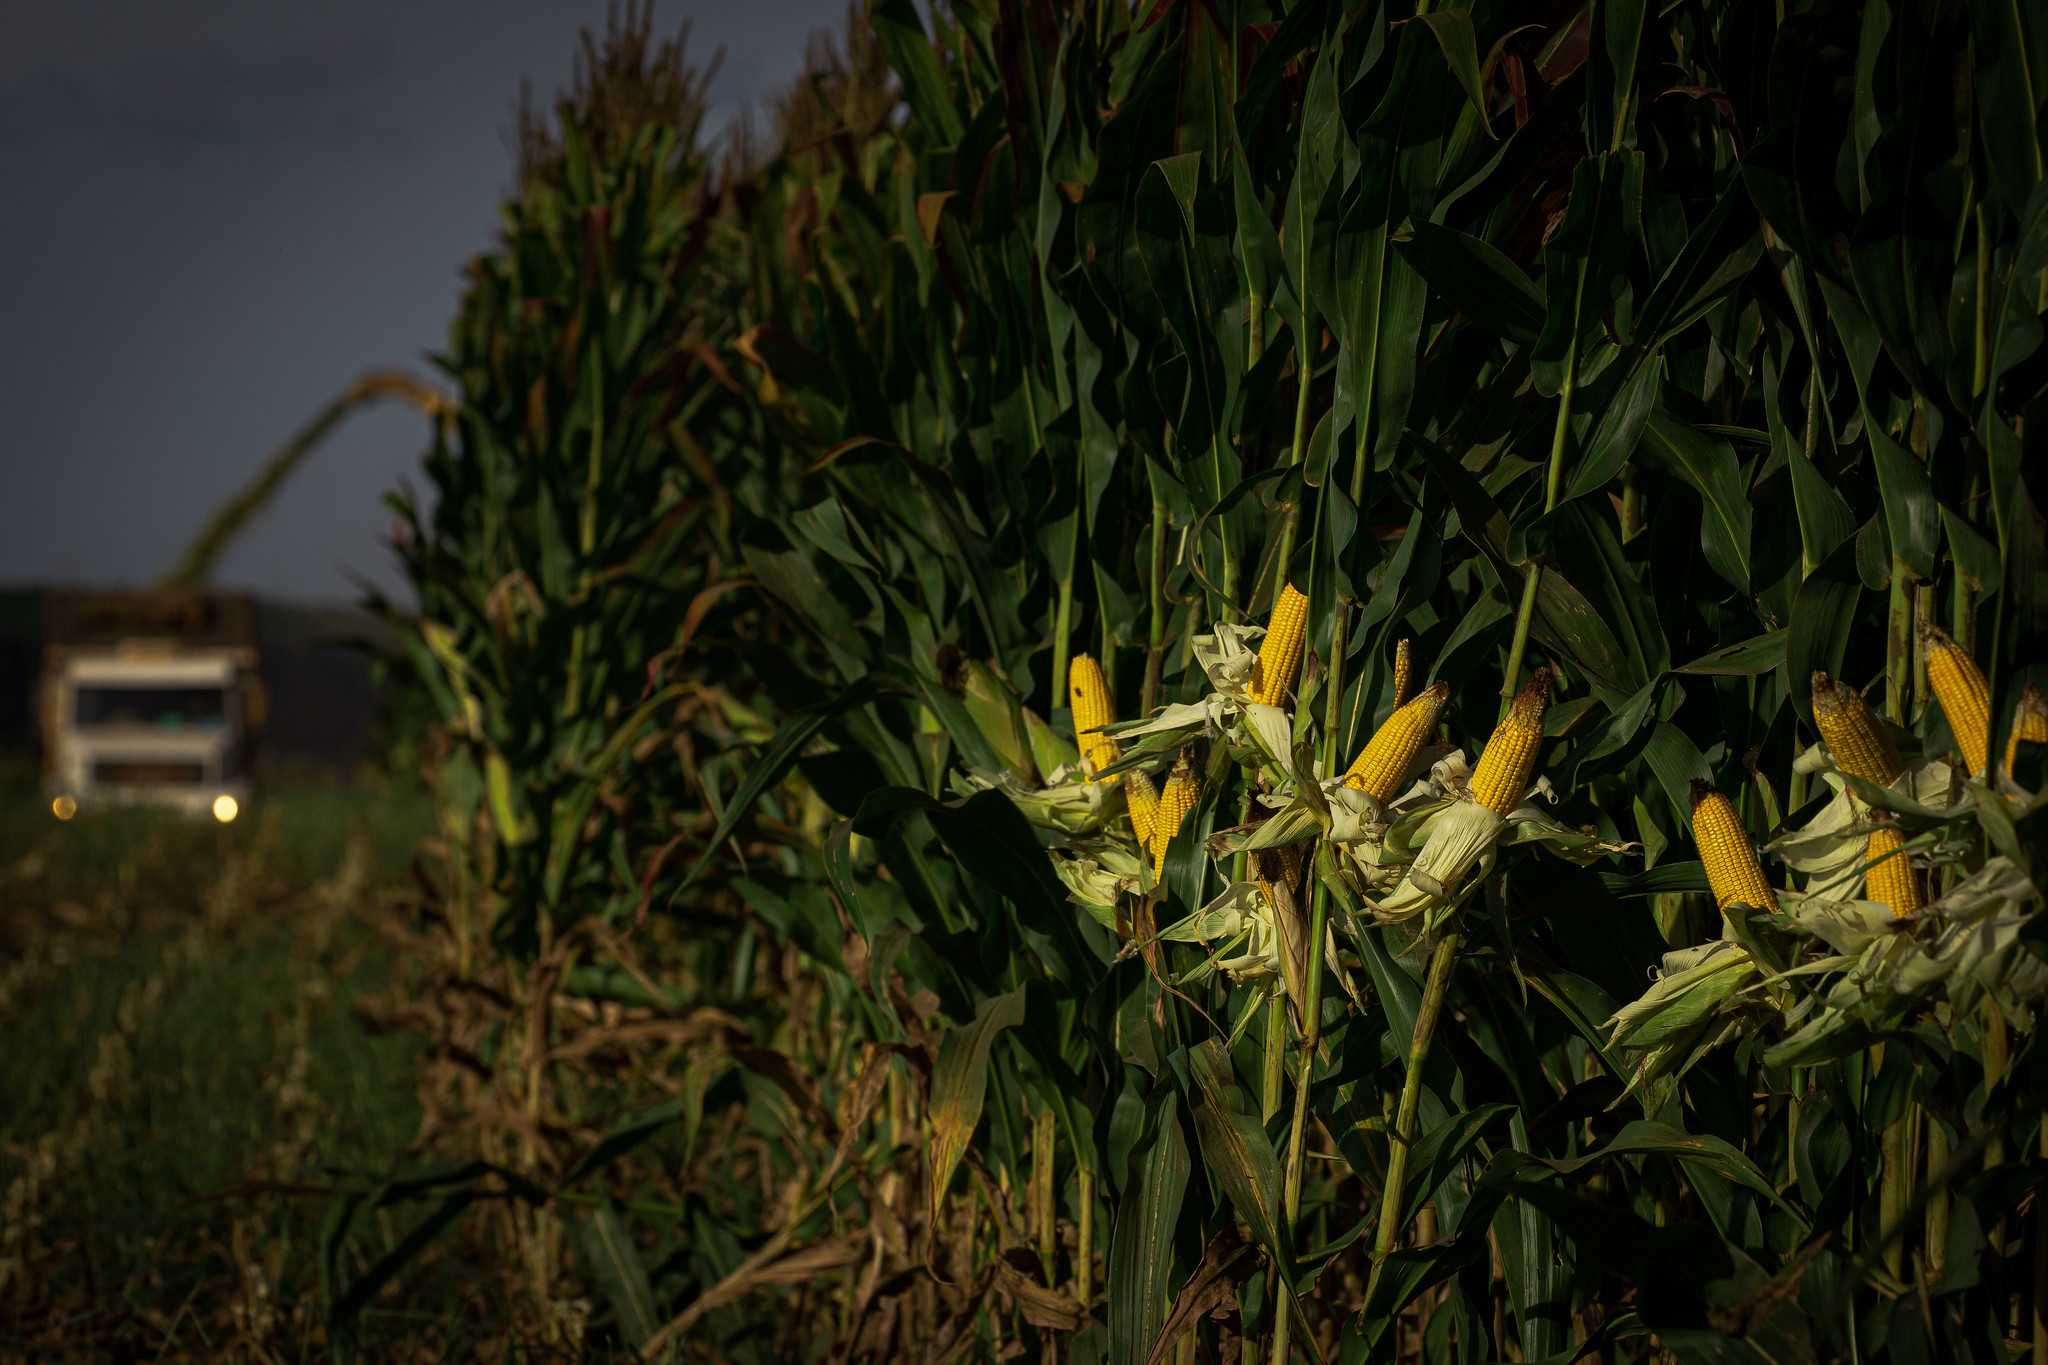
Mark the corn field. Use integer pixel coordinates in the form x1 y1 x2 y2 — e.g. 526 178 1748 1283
334 0 2048 1361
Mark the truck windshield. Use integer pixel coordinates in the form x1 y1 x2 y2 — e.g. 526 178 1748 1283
74 686 228 729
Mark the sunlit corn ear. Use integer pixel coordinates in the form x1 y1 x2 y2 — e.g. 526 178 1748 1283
1067 653 1121 778
1369 801 1505 924
1918 622 1989 776
1862 822 1924 918
1469 668 1552 814
1248 585 1308 705
1151 750 1201 880
1811 672 1904 786
1689 779 1778 915
2008 683 2048 775
1345 680 1450 804
1391 638 1414 709
1192 621 1263 700
1052 843 1147 928
1124 769 1160 849
958 658 1036 783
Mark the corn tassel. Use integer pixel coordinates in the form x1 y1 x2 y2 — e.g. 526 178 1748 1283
1152 750 1200 879
1392 638 1414 709
1345 680 1450 804
1250 584 1308 705
1125 769 1160 849
1812 672 1905 787
1920 622 1989 776
1469 668 1551 814
1863 823 1924 918
2008 683 2048 774
1689 779 1779 914
1068 653 1121 778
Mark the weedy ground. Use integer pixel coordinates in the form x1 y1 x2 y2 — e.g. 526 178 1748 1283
0 765 499 1361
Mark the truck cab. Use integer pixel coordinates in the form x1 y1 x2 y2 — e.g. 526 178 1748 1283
42 591 261 820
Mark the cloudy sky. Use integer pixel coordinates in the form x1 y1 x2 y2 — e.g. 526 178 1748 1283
0 1 849 604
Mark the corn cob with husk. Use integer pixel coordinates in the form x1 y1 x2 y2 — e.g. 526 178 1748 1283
1125 768 1159 849
1372 669 1553 921
1471 669 1553 813
1391 637 1414 709
1920 623 1989 776
1068 653 1121 779
1863 823 1924 918
2008 683 2048 774
1151 750 1200 879
1690 780 1779 914
1248 585 1307 705
1811 672 1905 786
1344 680 1450 804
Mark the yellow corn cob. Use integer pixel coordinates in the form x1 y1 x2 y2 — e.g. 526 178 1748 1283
1811 672 1905 787
1863 822 1923 919
1920 622 1989 776
1152 750 1201 879
1125 769 1160 849
2007 683 2048 774
1249 584 1308 704
1391 638 1414 709
1278 841 1303 896
1469 668 1552 814
1068 653 1121 778
1344 680 1451 804
1689 779 1779 913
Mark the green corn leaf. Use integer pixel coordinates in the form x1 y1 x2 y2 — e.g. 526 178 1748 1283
1108 1085 1190 1365
579 1200 660 1347
1638 413 1753 594
674 676 893 892
925 988 1027 1224
1398 221 1547 344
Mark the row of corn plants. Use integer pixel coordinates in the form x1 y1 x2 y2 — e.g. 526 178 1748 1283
341 0 2048 1361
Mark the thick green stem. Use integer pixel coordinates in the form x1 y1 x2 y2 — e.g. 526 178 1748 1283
1801 368 1823 578
1369 930 1461 1281
1145 499 1170 715
1282 877 1332 1225
1051 572 1077 728
1974 203 1990 399
1501 356 1577 712
1076 1164 1095 1305
1267 337 1317 615
1887 559 1914 724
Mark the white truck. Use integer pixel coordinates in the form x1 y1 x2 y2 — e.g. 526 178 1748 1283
42 591 262 821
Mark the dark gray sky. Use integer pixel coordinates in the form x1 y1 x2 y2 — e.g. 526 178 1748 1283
0 0 848 604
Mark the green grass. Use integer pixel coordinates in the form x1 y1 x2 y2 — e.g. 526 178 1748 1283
0 766 474 1359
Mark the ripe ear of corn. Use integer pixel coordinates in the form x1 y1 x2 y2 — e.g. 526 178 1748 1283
1863 822 1924 918
1391 638 1414 710
1152 750 1201 879
1067 653 1121 778
1690 779 1779 913
1811 672 1905 787
1469 668 1552 814
1125 769 1160 849
1249 585 1308 705
2008 683 2048 774
1920 623 1989 776
1345 680 1450 804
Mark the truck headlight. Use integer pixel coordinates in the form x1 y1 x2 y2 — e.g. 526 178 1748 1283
212 794 239 823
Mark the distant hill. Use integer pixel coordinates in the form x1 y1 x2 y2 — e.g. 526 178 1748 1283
0 589 394 771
